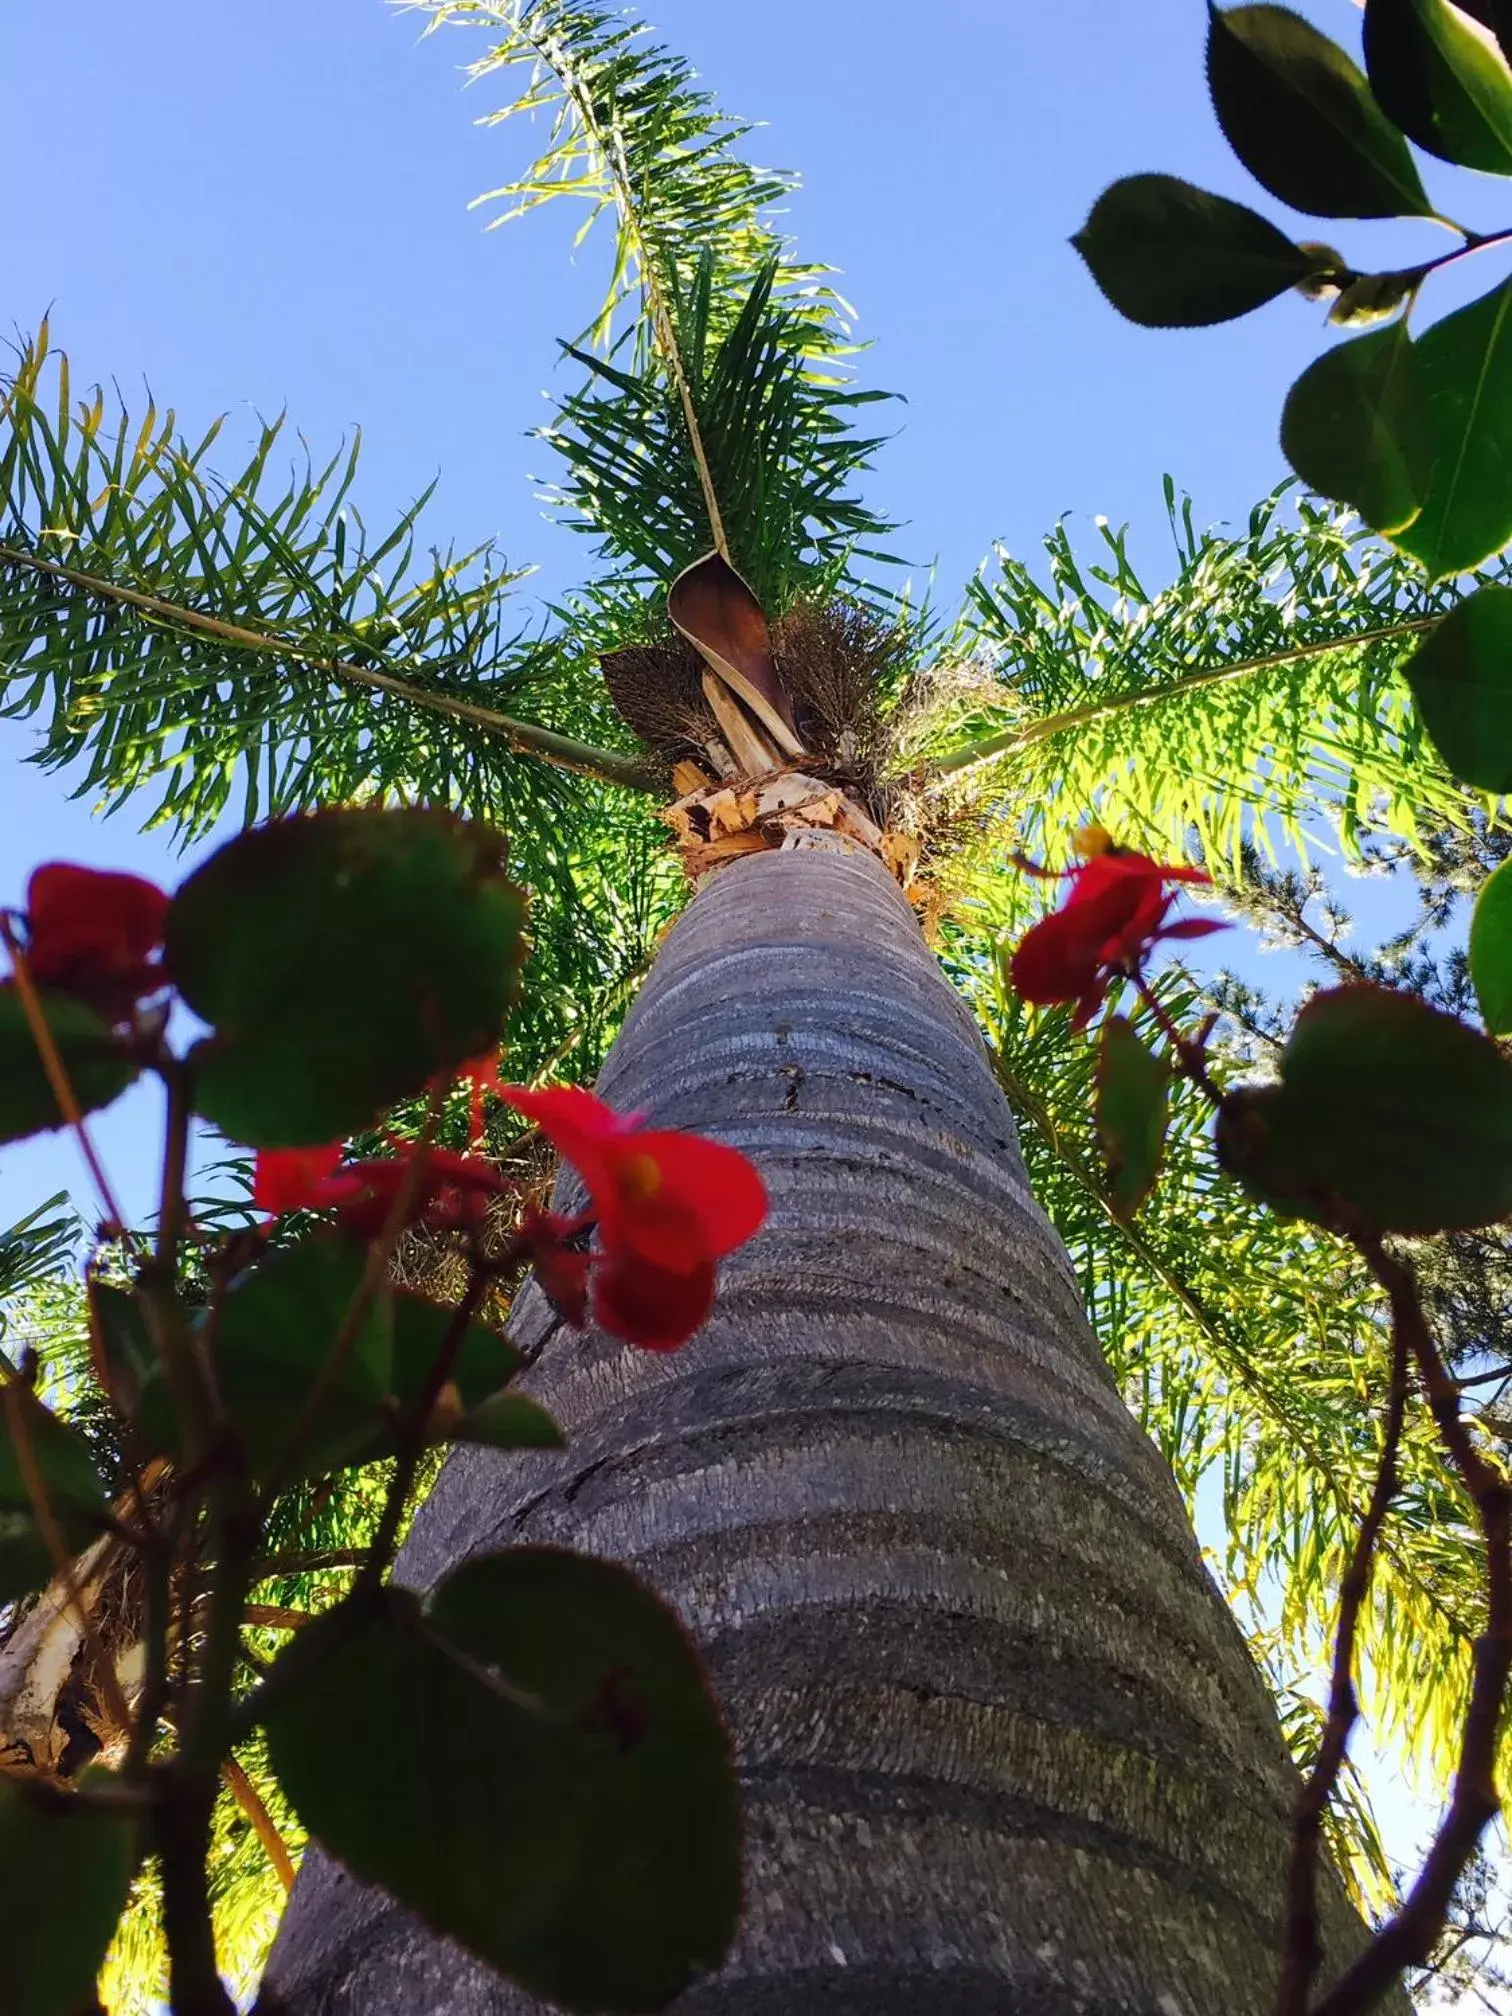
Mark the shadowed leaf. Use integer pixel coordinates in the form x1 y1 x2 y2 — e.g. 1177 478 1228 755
1364 0 1512 172
1208 4 1430 217
1096 1016 1171 1218
266 1551 739 2013
1217 984 1512 1232
1395 279 1512 578
1402 583 1512 789
1281 325 1432 535
0 987 138 1147
167 810 526 1147
1073 174 1317 326
0 1777 136 2016
1469 856 1512 1031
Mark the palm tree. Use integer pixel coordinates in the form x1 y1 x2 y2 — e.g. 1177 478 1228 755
0 2 1487 2007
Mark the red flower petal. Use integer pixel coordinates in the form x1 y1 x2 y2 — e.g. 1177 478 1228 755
24 863 170 1016
621 1131 768 1262
1010 847 1213 1010
252 1144 345 1215
592 1247 716 1351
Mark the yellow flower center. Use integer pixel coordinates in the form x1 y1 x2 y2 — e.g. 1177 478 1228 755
617 1151 663 1203
1072 822 1114 860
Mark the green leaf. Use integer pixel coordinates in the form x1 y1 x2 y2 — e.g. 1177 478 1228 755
1072 174 1317 327
1095 1017 1170 1219
428 1549 740 2012
0 1777 136 2016
1207 5 1430 217
0 1388 108 1606
1395 279 1512 578
1216 984 1512 1232
1281 324 1432 534
199 1239 392 1482
166 809 526 1147
1470 857 1512 1031
450 1391 565 1450
86 1281 158 1423
266 1552 739 2014
1364 0 1512 172
1402 583 1512 788
388 1292 522 1418
0 985 138 1146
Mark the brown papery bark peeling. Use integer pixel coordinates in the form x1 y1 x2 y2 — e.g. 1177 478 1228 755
260 845 1397 2016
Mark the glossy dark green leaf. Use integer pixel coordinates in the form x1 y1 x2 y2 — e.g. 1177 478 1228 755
1095 1017 1170 1219
388 1291 522 1418
1072 174 1317 327
266 1554 738 2013
1216 984 1512 1232
264 1591 578 1984
450 1391 565 1450
1281 324 1432 533
0 1388 108 1606
1364 0 1512 171
1470 858 1512 1032
1207 4 1430 217
0 1776 136 2016
166 809 526 1147
86 1281 158 1424
1396 279 1512 577
206 1239 392 1482
428 1549 740 2012
1402 584 1512 788
0 984 138 1146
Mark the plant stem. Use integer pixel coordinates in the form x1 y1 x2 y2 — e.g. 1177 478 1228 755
360 1264 492 1590
155 1776 234 2016
1275 1310 1409 2016
1312 1246 1512 2016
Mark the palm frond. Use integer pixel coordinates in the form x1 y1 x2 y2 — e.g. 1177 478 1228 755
931 487 1494 868
411 0 900 606
543 255 898 607
0 325 654 846
0 1195 77 1320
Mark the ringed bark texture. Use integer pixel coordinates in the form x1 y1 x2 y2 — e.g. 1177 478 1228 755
262 845 1377 2015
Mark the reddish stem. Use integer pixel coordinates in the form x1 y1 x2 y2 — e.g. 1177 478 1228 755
1275 1313 1409 2016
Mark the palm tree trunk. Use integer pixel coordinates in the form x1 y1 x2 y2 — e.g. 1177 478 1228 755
260 842 1382 2015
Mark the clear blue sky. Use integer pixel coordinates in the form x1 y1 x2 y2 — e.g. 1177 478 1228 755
0 0 1494 1905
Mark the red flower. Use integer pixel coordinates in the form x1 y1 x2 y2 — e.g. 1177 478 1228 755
499 1083 766 1349
22 863 170 1021
518 1206 591 1329
253 1142 505 1237
1010 841 1222 1029
252 1143 344 1216
592 1247 715 1353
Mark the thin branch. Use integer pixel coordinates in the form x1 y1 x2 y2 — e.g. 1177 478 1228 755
360 1263 492 1590
260 1100 445 1502
1313 1247 1512 2016
927 612 1443 785
0 543 660 794
242 1605 315 1633
1276 1306 1410 2016
250 1547 371 1581
220 1755 296 1894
